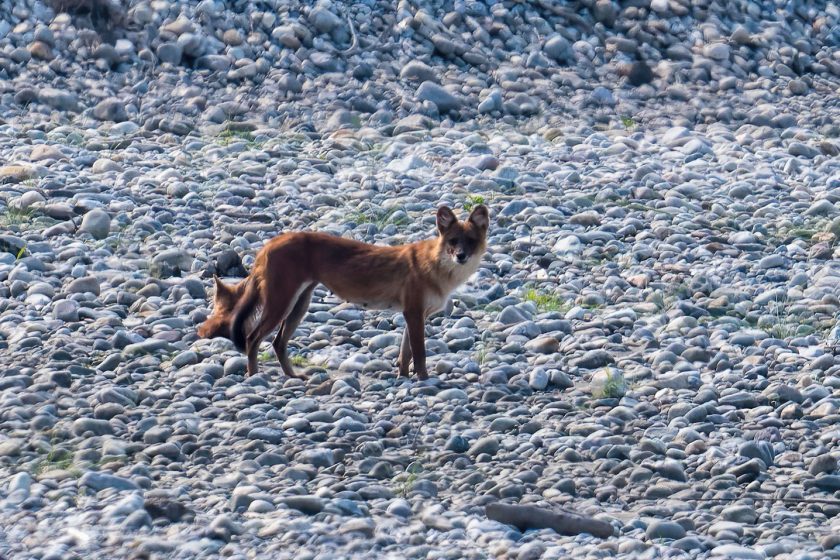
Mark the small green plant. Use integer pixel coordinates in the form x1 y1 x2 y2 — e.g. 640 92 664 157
258 350 273 362
397 460 424 498
464 194 486 212
620 116 636 129
473 342 489 366
770 218 823 244
0 206 34 228
217 128 259 147
649 291 666 311
524 288 570 314
64 130 85 146
363 142 385 158
16 246 27 260
290 354 310 367
578 297 605 310
787 227 819 241
346 207 409 228
583 256 608 268
600 376 624 399
591 367 627 399
676 284 691 298
765 297 797 340
33 448 76 476
104 222 141 252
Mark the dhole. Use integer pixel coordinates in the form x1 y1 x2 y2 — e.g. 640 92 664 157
198 205 489 379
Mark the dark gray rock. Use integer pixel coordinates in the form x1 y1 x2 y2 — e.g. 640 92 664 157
93 98 128 122
416 81 462 113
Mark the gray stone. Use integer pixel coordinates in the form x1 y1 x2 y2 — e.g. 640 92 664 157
72 418 113 436
283 496 324 515
297 449 335 468
529 369 550 391
247 428 283 444
38 88 79 111
628 60 654 86
722 504 757 524
67 276 100 295
573 350 613 369
400 61 438 83
704 43 731 60
593 0 617 27
53 299 80 322
416 81 462 113
80 472 139 492
543 35 573 63
437 388 468 402
80 209 111 240
467 436 500 457
196 55 231 72
709 544 765 559
93 98 128 122
646 520 686 540
789 142 820 158
156 42 182 64
309 6 343 34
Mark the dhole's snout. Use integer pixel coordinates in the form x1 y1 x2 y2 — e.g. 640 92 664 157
198 275 243 342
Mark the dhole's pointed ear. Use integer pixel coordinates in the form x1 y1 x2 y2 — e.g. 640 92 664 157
213 275 232 299
468 204 490 232
436 206 457 235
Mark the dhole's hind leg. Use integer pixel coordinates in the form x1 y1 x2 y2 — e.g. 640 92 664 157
272 283 315 378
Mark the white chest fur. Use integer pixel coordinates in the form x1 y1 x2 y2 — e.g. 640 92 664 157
424 254 482 315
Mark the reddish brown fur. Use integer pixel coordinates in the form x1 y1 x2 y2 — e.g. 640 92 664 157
198 205 490 379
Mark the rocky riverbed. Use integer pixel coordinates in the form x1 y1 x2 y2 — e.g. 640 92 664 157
1 0 840 558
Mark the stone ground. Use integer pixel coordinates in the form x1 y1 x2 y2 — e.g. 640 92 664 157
1 0 840 559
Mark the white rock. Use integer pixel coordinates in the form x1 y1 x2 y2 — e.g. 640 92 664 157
553 235 582 255
529 368 550 390
704 42 731 60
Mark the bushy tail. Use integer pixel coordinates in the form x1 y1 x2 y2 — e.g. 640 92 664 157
231 278 261 352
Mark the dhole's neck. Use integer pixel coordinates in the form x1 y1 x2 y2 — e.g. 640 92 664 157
418 236 483 288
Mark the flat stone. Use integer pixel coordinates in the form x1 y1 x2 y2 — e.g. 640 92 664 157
282 496 324 515
416 81 462 113
80 472 139 492
467 436 500 457
646 520 686 540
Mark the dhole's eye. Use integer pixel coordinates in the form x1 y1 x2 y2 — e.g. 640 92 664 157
448 239 458 246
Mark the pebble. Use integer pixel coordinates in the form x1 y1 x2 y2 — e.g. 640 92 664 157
646 520 686 540
416 81 462 114
80 472 139 492
79 209 111 240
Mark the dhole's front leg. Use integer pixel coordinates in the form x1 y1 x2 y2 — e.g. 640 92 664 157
397 329 412 377
403 307 428 380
